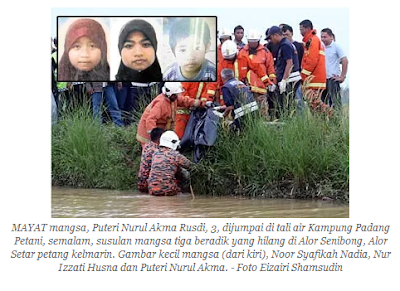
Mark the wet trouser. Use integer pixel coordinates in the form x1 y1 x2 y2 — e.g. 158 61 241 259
149 182 180 196
137 178 148 193
321 78 341 108
149 168 190 196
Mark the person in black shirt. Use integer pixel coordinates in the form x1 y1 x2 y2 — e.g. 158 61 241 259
266 26 301 118
264 28 280 65
280 24 304 69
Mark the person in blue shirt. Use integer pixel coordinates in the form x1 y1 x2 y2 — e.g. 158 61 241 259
219 68 259 131
266 26 301 118
163 18 216 82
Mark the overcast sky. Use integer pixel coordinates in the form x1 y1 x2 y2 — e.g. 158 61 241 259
51 7 349 86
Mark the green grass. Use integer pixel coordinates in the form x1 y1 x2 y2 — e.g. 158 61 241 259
52 93 349 201
52 101 140 189
191 105 349 201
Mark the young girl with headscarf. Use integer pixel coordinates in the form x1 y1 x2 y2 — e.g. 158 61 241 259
59 18 110 81
115 19 162 82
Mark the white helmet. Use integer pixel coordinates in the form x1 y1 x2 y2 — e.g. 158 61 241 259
219 28 232 39
221 40 238 59
162 82 185 97
247 29 261 42
159 131 180 150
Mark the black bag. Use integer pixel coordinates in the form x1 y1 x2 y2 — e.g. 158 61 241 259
180 108 220 163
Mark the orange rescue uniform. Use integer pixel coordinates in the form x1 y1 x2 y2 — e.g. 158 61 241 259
300 29 330 115
175 82 212 139
136 93 203 146
241 44 276 94
207 53 270 103
301 29 326 90
217 44 223 64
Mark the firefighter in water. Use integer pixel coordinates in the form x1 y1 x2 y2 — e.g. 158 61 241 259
147 131 191 196
136 82 206 146
137 127 165 193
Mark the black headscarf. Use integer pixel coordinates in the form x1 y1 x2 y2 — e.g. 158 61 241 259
115 19 162 82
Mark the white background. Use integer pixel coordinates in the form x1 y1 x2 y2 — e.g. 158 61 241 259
1 1 399 290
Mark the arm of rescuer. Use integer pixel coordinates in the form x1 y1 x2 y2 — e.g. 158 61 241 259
220 86 234 118
175 152 191 170
206 65 223 101
282 43 294 81
244 53 273 86
145 99 166 134
182 82 213 102
177 94 206 109
301 33 324 80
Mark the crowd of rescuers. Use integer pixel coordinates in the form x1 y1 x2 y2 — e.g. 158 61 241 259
51 19 348 196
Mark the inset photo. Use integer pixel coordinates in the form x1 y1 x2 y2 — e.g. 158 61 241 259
110 17 163 82
161 17 217 82
57 17 111 82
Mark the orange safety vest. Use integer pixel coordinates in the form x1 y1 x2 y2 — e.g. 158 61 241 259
136 93 203 146
301 29 327 90
174 82 211 139
241 44 276 94
207 54 269 102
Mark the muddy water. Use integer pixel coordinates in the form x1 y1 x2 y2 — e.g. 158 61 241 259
51 187 348 218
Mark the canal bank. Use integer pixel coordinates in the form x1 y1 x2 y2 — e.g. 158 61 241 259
52 102 349 201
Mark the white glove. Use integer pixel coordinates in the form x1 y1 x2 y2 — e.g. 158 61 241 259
213 105 226 111
212 111 224 118
278 80 287 94
268 84 276 92
205 101 213 108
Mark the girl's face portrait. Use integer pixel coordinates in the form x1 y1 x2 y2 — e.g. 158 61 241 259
121 31 156 71
68 36 102 72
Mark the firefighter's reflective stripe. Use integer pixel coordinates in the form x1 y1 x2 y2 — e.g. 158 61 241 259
305 82 326 89
233 101 259 119
196 82 204 99
207 89 215 96
319 50 325 55
234 60 239 79
287 71 301 83
261 75 269 82
269 74 276 78
136 132 150 144
250 86 266 94
176 108 190 114
301 69 312 76
193 99 200 107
